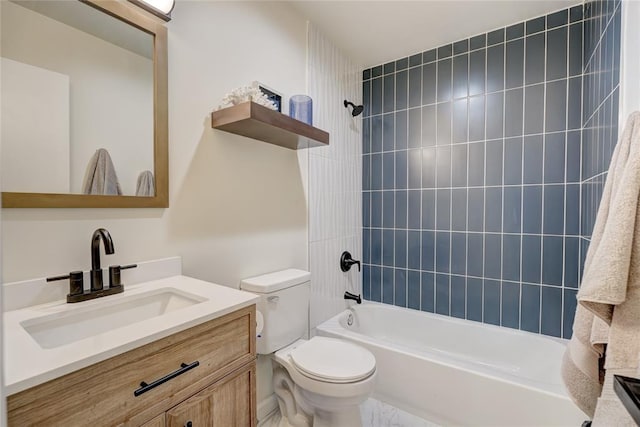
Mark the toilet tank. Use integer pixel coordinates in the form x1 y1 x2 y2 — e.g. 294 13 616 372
240 269 311 355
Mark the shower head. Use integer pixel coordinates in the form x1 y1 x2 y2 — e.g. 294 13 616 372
344 100 364 117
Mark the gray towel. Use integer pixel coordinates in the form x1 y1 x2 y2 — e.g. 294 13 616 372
82 148 122 195
135 170 155 197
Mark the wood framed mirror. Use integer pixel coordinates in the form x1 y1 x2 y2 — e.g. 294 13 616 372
1 0 168 208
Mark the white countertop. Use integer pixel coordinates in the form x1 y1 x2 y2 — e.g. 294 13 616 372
4 275 259 396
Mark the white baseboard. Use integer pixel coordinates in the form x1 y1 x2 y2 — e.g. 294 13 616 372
257 394 279 422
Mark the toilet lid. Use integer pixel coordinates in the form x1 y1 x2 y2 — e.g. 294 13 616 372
290 337 376 383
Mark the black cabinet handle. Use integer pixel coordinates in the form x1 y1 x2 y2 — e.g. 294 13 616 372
185 422 193 427
134 361 199 397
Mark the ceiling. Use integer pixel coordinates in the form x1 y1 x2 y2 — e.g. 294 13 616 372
289 1 582 68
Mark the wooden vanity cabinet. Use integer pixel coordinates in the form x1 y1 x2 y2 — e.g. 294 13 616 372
141 415 166 427
7 305 257 427
166 362 254 427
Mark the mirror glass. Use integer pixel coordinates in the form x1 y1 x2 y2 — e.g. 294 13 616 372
1 0 155 197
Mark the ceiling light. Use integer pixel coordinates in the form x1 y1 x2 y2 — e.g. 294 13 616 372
128 0 174 21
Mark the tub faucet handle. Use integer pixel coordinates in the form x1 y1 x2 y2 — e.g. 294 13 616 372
340 251 361 272
344 291 362 304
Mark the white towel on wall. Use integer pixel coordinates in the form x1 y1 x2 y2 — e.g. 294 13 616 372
81 148 122 195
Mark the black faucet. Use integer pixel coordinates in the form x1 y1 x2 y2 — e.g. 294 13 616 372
48 228 135 303
344 291 362 304
90 228 115 291
340 251 361 272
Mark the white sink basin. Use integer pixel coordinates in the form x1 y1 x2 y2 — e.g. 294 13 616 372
5 275 259 396
21 288 206 349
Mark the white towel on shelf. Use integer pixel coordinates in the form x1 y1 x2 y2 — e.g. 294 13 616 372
562 111 640 425
81 148 122 195
135 170 155 197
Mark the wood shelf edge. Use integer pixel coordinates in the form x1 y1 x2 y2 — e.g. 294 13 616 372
211 102 329 150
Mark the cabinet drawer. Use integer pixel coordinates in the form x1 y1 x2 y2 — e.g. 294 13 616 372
8 305 256 426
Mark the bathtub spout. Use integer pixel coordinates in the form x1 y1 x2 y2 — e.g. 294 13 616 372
344 291 362 304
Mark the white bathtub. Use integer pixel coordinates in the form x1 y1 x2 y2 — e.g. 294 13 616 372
317 302 587 426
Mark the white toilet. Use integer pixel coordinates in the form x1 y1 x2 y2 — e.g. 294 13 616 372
240 269 376 427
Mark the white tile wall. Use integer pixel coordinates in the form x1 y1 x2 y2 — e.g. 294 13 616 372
620 0 640 122
307 24 362 330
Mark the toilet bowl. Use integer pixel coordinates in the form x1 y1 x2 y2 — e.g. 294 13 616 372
273 337 376 426
240 269 376 427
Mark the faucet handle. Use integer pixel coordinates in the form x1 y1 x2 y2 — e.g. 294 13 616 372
108 264 137 288
47 271 84 296
340 251 361 272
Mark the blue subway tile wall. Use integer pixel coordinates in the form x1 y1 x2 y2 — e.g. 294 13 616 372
361 1 621 339
578 0 621 335
582 0 621 236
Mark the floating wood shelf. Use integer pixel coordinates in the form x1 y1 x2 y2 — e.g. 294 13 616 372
211 102 329 150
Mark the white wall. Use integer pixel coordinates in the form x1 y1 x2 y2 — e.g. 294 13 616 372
1 1 153 195
620 0 640 123
1 58 70 193
307 24 362 331
2 0 309 284
1 0 310 418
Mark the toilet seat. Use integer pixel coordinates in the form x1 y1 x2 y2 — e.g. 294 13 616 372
289 337 376 383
